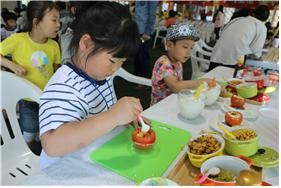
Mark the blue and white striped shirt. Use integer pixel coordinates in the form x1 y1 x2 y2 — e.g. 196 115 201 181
39 63 115 169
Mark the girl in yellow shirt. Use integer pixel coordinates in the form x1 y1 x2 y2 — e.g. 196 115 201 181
0 1 61 148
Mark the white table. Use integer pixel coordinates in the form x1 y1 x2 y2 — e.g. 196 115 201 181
21 66 279 185
143 66 279 185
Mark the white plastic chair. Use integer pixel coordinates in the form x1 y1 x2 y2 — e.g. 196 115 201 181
192 43 211 73
110 67 152 101
153 26 167 50
194 42 212 58
190 55 210 80
197 39 213 52
1 71 42 185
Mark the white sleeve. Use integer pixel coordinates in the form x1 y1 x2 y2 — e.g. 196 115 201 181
249 23 267 57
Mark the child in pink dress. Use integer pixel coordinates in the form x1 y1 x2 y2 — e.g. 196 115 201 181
151 23 207 105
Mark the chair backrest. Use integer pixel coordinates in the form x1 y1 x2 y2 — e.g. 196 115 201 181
110 67 152 101
193 42 212 57
190 55 210 79
1 71 42 185
197 39 214 52
192 43 211 72
153 26 167 50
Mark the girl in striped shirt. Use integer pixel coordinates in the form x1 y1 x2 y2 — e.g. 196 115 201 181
39 2 143 169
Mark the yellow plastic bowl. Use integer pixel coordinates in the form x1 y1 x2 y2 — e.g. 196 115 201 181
187 134 225 168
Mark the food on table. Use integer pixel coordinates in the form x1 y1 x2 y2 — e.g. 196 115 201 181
251 93 271 103
188 134 221 155
231 129 257 141
230 95 245 109
208 78 216 90
224 79 243 97
236 83 258 98
208 168 236 182
219 90 232 98
228 79 243 86
225 111 243 126
246 79 265 89
204 80 221 106
253 68 263 77
132 128 156 149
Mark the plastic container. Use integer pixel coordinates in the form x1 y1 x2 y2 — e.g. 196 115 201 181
236 83 258 98
187 133 225 167
178 89 205 119
224 128 258 157
198 156 250 186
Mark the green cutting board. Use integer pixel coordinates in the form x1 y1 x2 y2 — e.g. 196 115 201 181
90 120 192 184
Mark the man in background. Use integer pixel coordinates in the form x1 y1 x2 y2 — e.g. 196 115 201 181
134 1 158 80
209 5 270 71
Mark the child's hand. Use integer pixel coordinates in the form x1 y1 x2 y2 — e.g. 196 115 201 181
109 97 143 126
132 116 152 129
10 63 27 76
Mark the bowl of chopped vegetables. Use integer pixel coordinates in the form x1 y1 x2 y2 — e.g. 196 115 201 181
197 156 250 186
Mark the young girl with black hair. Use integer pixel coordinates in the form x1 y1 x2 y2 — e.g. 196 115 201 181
0 1 61 147
39 2 142 169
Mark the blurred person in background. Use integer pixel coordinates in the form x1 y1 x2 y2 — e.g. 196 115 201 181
134 0 159 81
213 5 224 40
209 5 270 71
1 11 18 41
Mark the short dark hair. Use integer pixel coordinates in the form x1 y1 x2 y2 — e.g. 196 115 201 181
69 2 139 60
254 5 270 22
169 10 177 18
26 1 59 32
2 11 17 22
218 5 224 12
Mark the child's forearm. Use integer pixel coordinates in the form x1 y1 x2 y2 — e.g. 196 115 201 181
41 110 117 157
169 80 199 93
1 55 27 76
0 55 14 70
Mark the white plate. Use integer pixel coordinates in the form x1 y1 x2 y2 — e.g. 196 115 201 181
259 108 278 121
140 177 178 186
217 100 259 120
209 114 251 134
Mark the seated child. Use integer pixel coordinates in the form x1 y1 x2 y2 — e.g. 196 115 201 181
39 2 142 169
1 11 18 41
164 10 178 28
1 1 61 150
151 23 209 105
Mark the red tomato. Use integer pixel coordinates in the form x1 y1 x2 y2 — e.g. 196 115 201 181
256 80 265 89
231 95 245 108
253 93 271 103
246 80 264 89
253 69 263 76
225 111 243 126
132 128 156 149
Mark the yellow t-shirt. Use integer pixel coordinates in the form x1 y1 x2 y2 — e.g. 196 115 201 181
0 32 61 90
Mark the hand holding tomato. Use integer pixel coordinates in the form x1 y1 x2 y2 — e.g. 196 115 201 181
225 111 243 126
231 95 245 109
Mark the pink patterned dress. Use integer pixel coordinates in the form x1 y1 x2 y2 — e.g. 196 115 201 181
151 55 183 105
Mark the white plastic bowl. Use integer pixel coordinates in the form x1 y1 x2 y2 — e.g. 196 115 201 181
178 89 205 119
200 155 250 185
203 84 221 106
